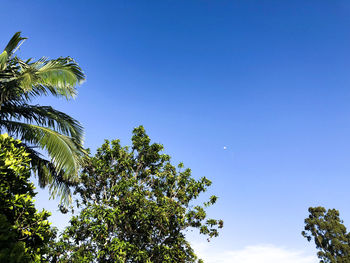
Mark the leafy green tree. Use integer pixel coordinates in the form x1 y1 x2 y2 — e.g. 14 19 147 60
302 206 350 263
0 134 56 262
0 32 86 202
51 126 223 262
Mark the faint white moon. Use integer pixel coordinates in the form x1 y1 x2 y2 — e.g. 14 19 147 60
223 146 227 150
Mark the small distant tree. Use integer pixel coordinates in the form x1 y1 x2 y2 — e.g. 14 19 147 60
51 126 223 262
302 206 350 263
0 134 56 262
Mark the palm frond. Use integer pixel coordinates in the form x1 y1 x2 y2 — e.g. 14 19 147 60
20 143 75 204
1 120 86 183
0 32 27 70
19 57 85 99
1 103 84 141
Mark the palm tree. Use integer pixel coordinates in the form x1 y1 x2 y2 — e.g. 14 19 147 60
0 32 86 203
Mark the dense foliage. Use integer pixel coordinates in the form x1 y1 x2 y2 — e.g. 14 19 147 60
302 206 350 263
0 134 55 262
0 32 86 202
50 126 223 262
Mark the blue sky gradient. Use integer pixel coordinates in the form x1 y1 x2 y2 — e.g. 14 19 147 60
3 0 350 260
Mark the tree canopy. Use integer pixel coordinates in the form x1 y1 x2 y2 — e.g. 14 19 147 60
50 126 223 262
302 206 350 263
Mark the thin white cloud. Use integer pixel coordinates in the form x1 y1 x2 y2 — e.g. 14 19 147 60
192 243 317 263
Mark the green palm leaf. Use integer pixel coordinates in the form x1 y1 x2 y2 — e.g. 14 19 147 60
1 120 85 179
20 143 75 203
19 57 85 98
1 103 84 140
0 32 26 70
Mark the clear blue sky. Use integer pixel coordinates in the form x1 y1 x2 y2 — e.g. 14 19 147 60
3 1 350 261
